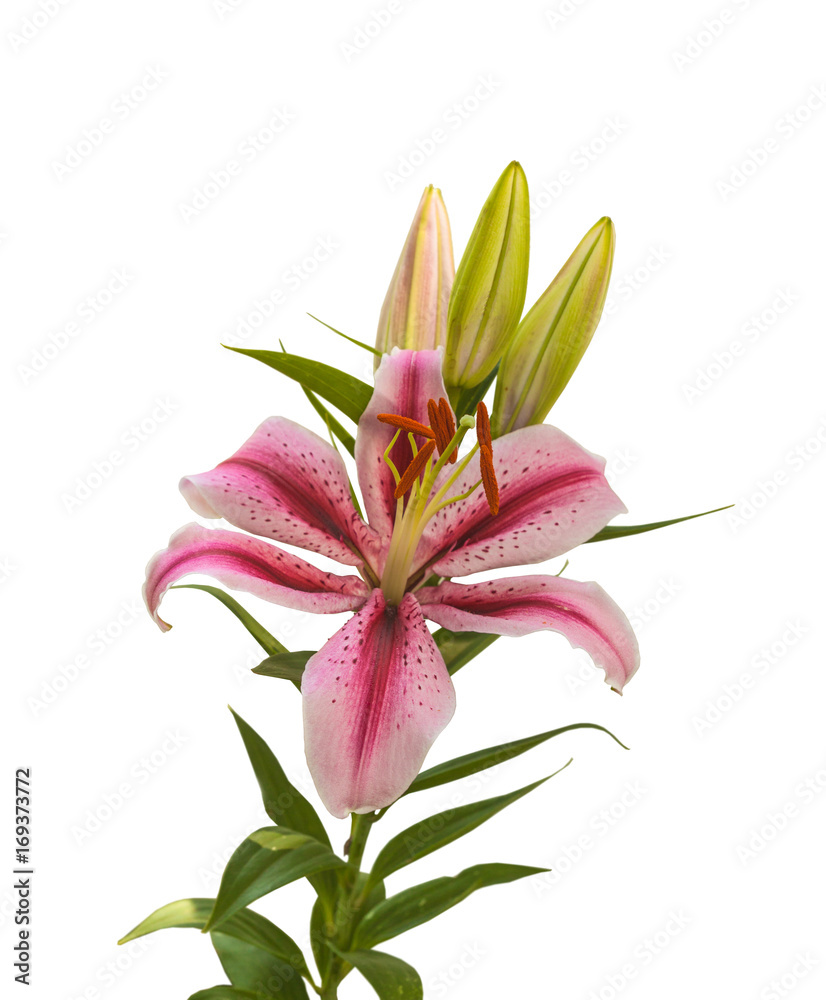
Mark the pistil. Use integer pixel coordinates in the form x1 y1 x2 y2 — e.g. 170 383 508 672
379 397 499 605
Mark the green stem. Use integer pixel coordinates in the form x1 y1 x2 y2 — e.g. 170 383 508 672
319 813 377 999
346 812 373 873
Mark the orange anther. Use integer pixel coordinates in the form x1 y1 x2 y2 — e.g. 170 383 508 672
475 401 492 450
394 439 436 499
439 398 457 463
427 397 457 463
377 414 435 439
479 444 500 515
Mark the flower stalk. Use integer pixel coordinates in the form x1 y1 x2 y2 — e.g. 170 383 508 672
119 161 724 1000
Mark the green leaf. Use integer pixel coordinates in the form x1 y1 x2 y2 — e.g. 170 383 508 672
493 216 614 435
119 897 215 943
353 863 545 949
206 827 346 931
252 652 314 684
307 313 381 356
228 710 337 907
368 768 566 888
586 505 733 543
225 347 372 424
406 723 625 796
119 897 312 996
230 710 331 846
212 930 310 999
301 386 356 457
328 945 422 1000
211 908 310 979
189 988 271 1000
171 585 286 656
444 161 530 393
432 628 499 675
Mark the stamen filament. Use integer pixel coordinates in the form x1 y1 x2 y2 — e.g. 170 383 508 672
431 478 483 513
382 428 402 485
424 440 479 513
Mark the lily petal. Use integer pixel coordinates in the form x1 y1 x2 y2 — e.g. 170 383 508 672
302 590 455 817
419 575 639 692
144 523 371 631
416 424 626 577
356 349 448 546
180 416 380 568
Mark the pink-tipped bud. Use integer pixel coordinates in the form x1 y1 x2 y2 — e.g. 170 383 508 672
375 186 454 368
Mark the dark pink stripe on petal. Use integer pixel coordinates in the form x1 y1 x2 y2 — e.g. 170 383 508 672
356 350 448 548
143 523 370 631
179 416 380 569
415 424 626 577
302 590 455 818
419 575 639 692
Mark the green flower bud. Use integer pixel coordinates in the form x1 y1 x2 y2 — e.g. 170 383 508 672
492 216 615 436
375 185 454 368
442 161 530 394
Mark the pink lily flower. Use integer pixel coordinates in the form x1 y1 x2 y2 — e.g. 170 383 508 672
143 350 639 818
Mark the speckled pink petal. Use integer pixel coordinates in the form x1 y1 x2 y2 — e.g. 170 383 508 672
302 590 455 818
356 349 448 547
414 424 626 577
180 416 380 569
143 523 371 631
419 575 639 692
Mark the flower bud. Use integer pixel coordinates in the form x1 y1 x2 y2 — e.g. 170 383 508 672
442 161 530 394
492 216 615 436
375 186 454 368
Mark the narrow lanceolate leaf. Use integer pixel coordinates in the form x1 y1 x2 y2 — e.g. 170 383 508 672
301 385 356 456
432 627 499 675
328 945 423 1000
405 723 625 796
206 828 346 931
211 929 310 999
119 898 311 984
171 585 286 656
444 161 530 393
353 863 546 949
252 651 314 685
307 313 382 356
225 346 372 424
119 897 216 943
368 770 566 888
493 216 615 436
189 988 271 1000
586 505 733 543
209 908 311 980
229 711 334 912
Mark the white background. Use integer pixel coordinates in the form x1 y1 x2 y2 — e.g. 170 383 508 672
3 0 826 998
